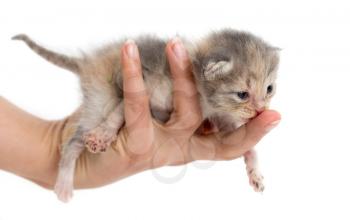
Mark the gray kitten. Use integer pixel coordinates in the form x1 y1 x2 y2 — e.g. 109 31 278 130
12 29 279 202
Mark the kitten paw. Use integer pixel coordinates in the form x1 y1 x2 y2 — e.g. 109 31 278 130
248 170 265 192
54 180 73 203
83 127 116 153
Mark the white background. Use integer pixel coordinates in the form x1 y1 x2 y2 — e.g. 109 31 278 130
1 0 350 219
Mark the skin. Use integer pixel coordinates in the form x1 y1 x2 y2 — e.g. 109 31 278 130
0 39 281 191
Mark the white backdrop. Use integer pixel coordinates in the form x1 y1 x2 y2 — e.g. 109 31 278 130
1 0 350 219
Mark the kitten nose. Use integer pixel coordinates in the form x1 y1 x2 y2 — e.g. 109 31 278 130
255 107 265 115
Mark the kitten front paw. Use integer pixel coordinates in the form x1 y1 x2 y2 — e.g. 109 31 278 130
83 127 116 153
248 170 265 192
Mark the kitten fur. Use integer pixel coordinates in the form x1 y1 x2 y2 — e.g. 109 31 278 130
12 29 279 202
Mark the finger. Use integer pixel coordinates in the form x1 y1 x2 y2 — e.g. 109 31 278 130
190 110 281 161
121 40 153 154
121 40 150 126
165 38 202 129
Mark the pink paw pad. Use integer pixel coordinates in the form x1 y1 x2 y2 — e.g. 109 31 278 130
83 129 115 153
248 169 265 192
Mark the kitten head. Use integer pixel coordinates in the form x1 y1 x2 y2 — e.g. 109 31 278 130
192 29 280 123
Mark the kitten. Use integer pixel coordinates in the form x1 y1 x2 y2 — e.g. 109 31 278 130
12 29 279 202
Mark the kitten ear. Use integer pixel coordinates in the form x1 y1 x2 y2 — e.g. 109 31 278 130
201 47 234 80
192 47 234 81
268 46 281 74
203 59 234 80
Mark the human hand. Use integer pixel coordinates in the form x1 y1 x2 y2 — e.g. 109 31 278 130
0 39 281 190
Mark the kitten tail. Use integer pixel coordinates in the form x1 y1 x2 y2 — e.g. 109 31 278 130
12 34 81 75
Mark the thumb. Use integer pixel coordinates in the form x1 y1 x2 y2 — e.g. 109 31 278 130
218 110 281 159
241 110 281 148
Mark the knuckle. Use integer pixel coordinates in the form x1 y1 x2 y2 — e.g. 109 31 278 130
177 112 202 130
186 114 202 128
123 67 141 79
125 97 149 113
124 90 148 100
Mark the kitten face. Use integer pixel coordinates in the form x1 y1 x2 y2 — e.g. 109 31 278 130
207 60 278 122
193 30 280 123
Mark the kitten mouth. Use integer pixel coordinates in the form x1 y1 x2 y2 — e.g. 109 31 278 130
246 111 263 122
247 113 262 122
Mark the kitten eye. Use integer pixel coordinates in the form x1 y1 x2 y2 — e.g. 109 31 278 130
236 91 249 100
267 85 273 94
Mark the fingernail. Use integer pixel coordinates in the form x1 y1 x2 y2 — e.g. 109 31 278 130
171 37 187 60
265 120 280 132
125 39 137 59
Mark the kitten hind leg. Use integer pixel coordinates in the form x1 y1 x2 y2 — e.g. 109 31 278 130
83 102 124 153
54 97 119 201
54 129 85 202
244 149 265 192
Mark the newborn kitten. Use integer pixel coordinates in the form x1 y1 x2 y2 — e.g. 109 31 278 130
12 29 279 202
